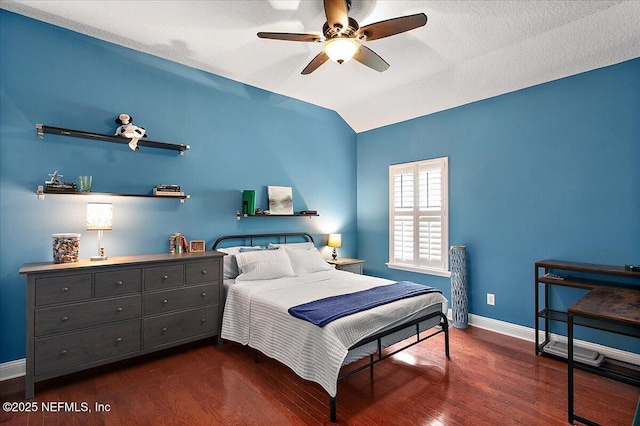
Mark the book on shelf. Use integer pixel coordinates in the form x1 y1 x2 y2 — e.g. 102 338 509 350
155 184 181 192
153 188 185 197
44 182 78 193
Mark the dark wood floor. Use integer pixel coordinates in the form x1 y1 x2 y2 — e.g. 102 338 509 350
1 326 638 425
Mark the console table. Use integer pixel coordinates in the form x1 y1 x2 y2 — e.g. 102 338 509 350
568 287 640 425
19 251 224 399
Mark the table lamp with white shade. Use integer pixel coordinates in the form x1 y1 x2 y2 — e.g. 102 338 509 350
327 233 342 260
86 202 112 261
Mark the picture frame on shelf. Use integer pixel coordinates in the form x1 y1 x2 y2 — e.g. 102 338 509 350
267 186 293 215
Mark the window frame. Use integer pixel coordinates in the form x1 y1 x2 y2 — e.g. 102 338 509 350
387 157 450 277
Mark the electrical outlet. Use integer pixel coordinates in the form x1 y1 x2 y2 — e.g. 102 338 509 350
487 293 495 306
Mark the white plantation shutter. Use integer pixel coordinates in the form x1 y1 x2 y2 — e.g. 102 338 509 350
388 157 449 275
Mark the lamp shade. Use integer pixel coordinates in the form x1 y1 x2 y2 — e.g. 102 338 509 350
328 233 342 248
87 203 113 230
323 38 359 64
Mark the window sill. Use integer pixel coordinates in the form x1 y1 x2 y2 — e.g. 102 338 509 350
386 262 451 278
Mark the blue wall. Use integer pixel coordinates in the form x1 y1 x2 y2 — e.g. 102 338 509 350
0 10 357 363
357 58 640 351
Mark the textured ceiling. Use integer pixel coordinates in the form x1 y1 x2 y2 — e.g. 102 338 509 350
2 0 640 133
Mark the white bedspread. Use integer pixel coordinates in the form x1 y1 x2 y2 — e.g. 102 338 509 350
221 269 448 397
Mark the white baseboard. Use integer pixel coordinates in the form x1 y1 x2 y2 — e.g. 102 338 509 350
0 358 25 381
2 313 639 382
448 310 640 366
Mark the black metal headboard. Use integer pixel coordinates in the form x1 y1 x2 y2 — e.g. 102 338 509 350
212 232 315 250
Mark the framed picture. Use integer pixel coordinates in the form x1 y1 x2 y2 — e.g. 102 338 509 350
189 240 205 253
267 186 293 215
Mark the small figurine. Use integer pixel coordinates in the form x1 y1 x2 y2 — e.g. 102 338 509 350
114 113 147 151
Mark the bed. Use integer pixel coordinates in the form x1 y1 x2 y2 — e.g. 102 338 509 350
212 232 450 422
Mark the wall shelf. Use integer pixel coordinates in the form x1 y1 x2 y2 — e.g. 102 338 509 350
236 210 318 220
36 124 190 155
37 188 190 203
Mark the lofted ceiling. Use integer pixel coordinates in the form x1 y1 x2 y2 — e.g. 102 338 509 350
2 0 640 133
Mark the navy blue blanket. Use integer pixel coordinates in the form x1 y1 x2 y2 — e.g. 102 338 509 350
288 281 441 327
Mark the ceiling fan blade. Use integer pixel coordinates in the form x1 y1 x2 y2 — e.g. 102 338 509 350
357 13 427 41
301 52 330 75
353 45 389 72
257 32 322 42
324 0 349 32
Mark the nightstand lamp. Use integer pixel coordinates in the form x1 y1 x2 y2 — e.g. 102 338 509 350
328 233 342 260
87 202 112 261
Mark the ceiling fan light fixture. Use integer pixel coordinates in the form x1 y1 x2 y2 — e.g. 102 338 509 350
323 37 359 64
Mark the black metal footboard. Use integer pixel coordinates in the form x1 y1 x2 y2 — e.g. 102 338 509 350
329 310 450 422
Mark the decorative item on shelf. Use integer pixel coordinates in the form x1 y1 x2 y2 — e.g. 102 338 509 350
153 184 184 197
114 113 146 151
299 210 318 215
189 240 205 253
449 245 468 329
242 190 256 216
267 186 293 215
44 170 77 193
87 203 113 261
328 233 342 260
52 233 80 263
78 176 92 192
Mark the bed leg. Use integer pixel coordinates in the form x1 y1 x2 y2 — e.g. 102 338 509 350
330 396 336 422
443 315 450 359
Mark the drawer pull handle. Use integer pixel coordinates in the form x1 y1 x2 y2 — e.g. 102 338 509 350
162 327 168 333
201 292 206 297
61 287 69 292
201 318 206 323
115 337 122 343
60 349 67 355
116 280 123 286
162 299 169 305
202 270 207 275
162 275 169 280
61 316 68 322
116 307 123 312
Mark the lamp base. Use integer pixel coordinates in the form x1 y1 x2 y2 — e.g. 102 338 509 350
332 248 337 260
90 255 108 261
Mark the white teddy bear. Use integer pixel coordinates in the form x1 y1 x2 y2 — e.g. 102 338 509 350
114 113 146 151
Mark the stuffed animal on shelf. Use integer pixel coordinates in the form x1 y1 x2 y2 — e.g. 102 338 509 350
114 113 146 151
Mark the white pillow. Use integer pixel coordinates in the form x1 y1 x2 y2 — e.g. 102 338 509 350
216 246 263 279
267 241 315 250
235 248 295 281
282 246 333 275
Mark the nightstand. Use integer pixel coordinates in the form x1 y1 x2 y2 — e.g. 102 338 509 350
327 258 364 275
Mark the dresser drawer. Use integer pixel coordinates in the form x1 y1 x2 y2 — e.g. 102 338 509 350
35 274 92 306
144 264 184 290
185 259 220 285
95 269 142 297
34 320 141 376
143 306 218 349
35 295 142 337
144 284 219 316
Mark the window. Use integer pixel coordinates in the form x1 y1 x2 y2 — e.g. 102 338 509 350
387 157 450 277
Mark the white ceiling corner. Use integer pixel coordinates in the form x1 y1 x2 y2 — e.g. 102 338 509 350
2 0 639 133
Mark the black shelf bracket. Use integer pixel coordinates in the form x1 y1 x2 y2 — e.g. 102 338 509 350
36 124 190 155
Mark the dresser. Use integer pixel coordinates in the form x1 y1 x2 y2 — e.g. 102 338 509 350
19 251 224 399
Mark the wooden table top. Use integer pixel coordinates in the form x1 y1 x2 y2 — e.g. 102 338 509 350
569 287 640 326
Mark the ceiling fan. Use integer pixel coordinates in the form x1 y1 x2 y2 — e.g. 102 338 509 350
257 0 427 74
